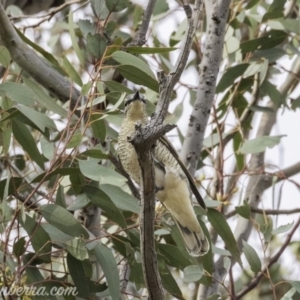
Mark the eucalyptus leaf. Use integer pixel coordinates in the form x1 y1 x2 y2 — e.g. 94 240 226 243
67 253 90 298
84 184 127 229
79 159 126 185
183 265 204 283
12 119 45 170
101 184 139 213
40 204 89 239
0 46 11 68
0 82 35 106
16 105 57 132
242 240 261 273
239 135 285 154
112 51 155 78
93 243 120 300
272 222 294 235
207 208 241 265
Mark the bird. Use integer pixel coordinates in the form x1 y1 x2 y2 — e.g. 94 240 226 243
117 91 209 256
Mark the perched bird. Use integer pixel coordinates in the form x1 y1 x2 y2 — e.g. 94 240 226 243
117 91 209 256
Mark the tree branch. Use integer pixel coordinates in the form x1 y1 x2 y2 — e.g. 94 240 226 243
130 0 157 46
181 0 231 175
0 3 82 110
128 2 204 298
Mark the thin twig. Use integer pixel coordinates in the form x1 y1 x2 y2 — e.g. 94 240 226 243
226 207 300 219
236 215 300 299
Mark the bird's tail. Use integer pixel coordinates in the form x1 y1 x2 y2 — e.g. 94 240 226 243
174 220 209 256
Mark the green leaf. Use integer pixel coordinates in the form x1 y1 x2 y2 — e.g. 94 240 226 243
280 288 296 300
112 51 155 78
268 18 300 33
68 11 85 65
67 253 90 298
242 240 261 273
13 237 26 257
129 260 144 290
255 214 273 242
80 148 109 159
66 132 83 149
0 82 35 106
86 33 107 59
206 294 222 300
65 238 89 261
16 105 57 133
260 81 285 107
272 222 294 235
233 132 244 171
290 281 300 294
0 177 22 200
40 137 54 161
105 0 130 12
159 244 192 269
183 265 204 283
216 64 249 93
84 185 127 229
62 56 83 86
153 0 169 15
41 223 73 245
12 119 45 170
89 114 106 142
81 81 92 96
240 30 287 54
223 256 231 274
126 46 177 54
0 46 11 68
118 65 159 92
23 78 68 117
92 243 120 300
207 208 241 265
160 264 183 298
55 184 66 208
111 235 135 259
40 204 89 239
245 0 260 9
235 200 251 219
31 167 80 183
19 214 52 262
101 184 139 213
91 0 109 19
79 159 126 185
250 105 275 113
104 80 133 93
79 19 96 38
67 194 90 211
239 135 285 154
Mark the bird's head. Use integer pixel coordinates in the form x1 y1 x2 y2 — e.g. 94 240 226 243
124 91 147 120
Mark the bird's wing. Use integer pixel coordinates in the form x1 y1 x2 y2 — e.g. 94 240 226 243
159 136 207 210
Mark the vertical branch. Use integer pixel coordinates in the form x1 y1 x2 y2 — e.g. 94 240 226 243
131 0 157 46
138 147 164 299
129 1 204 298
180 0 231 175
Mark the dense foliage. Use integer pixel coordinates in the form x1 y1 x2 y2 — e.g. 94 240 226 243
0 0 300 299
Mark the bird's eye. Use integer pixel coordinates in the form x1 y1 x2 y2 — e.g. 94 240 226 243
124 99 133 107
